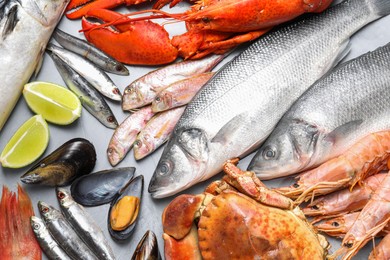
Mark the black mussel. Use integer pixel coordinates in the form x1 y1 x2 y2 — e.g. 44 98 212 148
108 175 144 241
132 230 161 260
71 167 135 206
20 138 96 186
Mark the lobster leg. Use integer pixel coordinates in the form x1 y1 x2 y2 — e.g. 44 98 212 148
81 9 178 65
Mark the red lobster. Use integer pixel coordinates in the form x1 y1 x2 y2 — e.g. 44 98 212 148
66 0 333 65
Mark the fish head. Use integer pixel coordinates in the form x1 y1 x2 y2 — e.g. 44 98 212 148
30 216 46 235
107 144 125 166
149 128 209 198
56 187 73 208
248 119 319 179
103 113 119 129
134 134 154 160
152 92 172 112
122 82 146 110
37 201 61 221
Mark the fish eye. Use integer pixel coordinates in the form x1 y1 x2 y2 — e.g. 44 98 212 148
42 206 49 213
159 161 171 176
134 140 142 148
57 191 65 199
33 223 40 230
155 96 161 102
262 146 276 160
125 87 134 94
107 116 115 123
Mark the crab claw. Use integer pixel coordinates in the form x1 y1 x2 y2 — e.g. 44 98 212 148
66 0 152 19
81 9 178 65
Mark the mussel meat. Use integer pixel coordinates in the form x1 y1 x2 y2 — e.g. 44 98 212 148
71 167 135 206
20 138 96 186
132 230 161 260
108 175 144 241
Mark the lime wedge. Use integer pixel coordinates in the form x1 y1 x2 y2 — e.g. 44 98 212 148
1 115 49 168
23 81 81 125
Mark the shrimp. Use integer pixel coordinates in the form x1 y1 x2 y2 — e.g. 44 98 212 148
329 173 390 260
276 131 390 205
369 233 390 260
315 212 390 239
302 174 386 222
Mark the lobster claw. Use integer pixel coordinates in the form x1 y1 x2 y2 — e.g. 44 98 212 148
66 0 150 19
81 9 178 65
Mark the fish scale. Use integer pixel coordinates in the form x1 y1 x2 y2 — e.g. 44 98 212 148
249 41 390 179
149 0 390 198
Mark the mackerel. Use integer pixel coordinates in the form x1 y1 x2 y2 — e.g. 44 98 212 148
149 0 390 198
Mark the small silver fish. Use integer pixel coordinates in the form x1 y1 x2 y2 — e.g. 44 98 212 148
107 106 155 166
47 50 118 129
151 72 214 113
31 216 72 260
53 28 129 76
46 43 122 101
134 106 186 160
122 55 224 111
38 201 98 260
56 188 116 260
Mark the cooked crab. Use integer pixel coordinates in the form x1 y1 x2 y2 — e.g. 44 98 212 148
162 158 330 259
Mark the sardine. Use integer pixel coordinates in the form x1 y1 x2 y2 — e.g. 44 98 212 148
0 0 69 131
47 50 119 129
107 106 155 166
38 201 98 260
53 28 129 76
122 55 224 111
134 106 186 160
56 188 116 260
149 0 390 198
31 216 72 260
46 43 122 101
151 72 214 113
248 42 390 179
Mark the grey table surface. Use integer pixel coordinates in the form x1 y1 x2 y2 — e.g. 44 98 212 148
1 3 390 259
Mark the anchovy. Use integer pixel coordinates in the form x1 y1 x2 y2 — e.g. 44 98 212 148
107 106 155 166
149 0 390 198
248 42 390 179
53 28 129 76
46 43 122 101
56 188 116 260
122 55 224 111
134 106 186 160
38 201 98 260
47 50 118 129
151 72 214 112
31 216 72 260
0 0 69 131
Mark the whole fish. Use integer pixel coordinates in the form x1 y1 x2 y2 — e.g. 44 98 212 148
31 216 72 260
47 50 119 129
151 72 214 113
56 188 116 260
53 28 129 76
248 42 390 180
46 43 122 101
38 201 98 260
0 0 69 131
148 0 390 198
134 106 186 160
107 106 155 166
122 55 224 111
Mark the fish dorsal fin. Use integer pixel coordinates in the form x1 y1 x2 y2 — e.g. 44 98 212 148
211 112 249 144
178 128 209 161
324 120 363 144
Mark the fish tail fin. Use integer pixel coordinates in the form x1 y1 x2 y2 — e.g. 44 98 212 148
368 0 390 16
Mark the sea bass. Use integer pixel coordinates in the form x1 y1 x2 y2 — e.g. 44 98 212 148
248 43 390 180
0 0 69 131
149 0 390 198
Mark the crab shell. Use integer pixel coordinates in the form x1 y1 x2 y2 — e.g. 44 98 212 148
163 190 328 259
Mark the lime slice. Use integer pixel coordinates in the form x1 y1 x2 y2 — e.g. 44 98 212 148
1 115 49 168
23 81 81 125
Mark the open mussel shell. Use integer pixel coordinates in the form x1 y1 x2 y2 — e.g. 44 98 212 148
108 175 144 241
132 230 161 260
20 138 96 186
71 167 135 206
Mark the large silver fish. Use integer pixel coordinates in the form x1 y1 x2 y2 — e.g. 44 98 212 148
148 0 390 198
248 43 390 180
0 0 69 131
